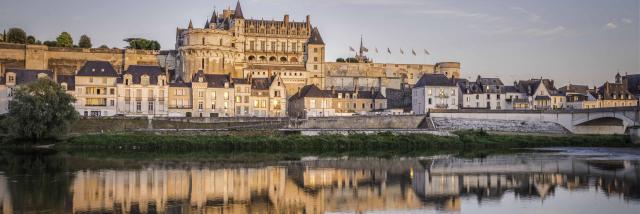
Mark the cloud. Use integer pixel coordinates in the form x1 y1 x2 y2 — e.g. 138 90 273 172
622 18 632 24
605 22 618 29
510 7 542 23
522 26 566 36
412 9 502 23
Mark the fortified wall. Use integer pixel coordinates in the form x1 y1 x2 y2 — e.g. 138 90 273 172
324 62 460 90
0 42 172 75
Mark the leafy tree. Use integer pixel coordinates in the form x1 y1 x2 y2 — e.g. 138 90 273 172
43 41 58 47
346 57 358 63
124 38 161 50
3 78 78 141
98 44 109 49
7 28 27 44
336 58 346 63
26 35 36 44
56 32 73 48
78 34 92 48
1 30 5 42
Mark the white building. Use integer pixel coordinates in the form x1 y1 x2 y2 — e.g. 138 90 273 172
116 65 169 117
0 69 55 114
460 76 508 110
74 61 119 117
412 74 459 115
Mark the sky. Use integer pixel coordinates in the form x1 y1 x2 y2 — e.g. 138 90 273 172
0 0 638 86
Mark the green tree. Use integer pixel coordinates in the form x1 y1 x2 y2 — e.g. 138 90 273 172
43 41 58 47
78 34 92 48
7 28 27 44
56 32 73 48
124 38 161 50
4 78 78 141
98 44 109 49
26 35 36 44
336 58 346 63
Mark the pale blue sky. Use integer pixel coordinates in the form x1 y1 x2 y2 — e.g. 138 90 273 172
1 0 638 86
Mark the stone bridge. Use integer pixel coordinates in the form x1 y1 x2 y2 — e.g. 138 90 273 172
430 107 640 135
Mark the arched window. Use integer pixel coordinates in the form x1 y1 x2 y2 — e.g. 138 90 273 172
269 56 277 62
290 57 298 63
248 56 256 61
259 56 267 61
280 57 287 62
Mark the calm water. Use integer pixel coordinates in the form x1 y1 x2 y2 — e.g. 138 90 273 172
0 148 639 214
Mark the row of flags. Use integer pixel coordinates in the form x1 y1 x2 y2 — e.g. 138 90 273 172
349 46 431 56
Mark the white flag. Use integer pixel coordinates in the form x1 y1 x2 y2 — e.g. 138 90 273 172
349 46 355 52
400 49 404 55
424 49 431 55
412 49 417 56
387 48 391 54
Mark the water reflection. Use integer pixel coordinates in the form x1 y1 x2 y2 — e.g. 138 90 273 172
0 151 639 213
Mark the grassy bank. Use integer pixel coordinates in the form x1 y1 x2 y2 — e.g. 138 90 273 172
56 130 634 152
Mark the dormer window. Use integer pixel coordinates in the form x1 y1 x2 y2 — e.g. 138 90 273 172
61 83 68 91
7 73 15 84
141 75 150 86
199 77 204 82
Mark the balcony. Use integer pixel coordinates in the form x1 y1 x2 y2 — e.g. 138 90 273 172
169 106 193 109
435 94 450 99
435 104 449 109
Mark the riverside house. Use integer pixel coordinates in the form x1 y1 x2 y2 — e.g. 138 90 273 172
412 74 460 114
0 69 54 114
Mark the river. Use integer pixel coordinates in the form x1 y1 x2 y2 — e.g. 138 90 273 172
0 147 639 213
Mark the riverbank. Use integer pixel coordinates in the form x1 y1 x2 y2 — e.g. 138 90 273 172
50 130 634 152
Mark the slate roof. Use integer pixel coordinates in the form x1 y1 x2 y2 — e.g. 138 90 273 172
559 84 589 94
476 77 504 86
234 1 244 19
77 61 118 77
251 78 272 90
251 65 306 71
308 27 325 45
504 86 520 93
517 79 562 96
294 84 332 99
414 74 456 87
624 74 640 95
5 69 54 85
56 75 76 91
204 74 231 88
232 78 249 84
121 65 165 84
597 82 634 100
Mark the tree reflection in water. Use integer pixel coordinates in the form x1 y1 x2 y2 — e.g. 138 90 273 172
0 150 638 213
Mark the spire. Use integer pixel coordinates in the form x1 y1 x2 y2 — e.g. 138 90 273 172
234 0 244 19
211 10 218 24
188 19 193 29
308 27 325 45
205 18 210 28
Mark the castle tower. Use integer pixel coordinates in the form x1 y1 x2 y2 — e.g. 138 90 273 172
306 27 326 88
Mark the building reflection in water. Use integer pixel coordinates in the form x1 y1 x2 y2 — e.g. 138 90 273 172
0 155 639 213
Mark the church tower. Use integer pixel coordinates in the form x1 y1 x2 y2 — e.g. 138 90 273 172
306 27 326 88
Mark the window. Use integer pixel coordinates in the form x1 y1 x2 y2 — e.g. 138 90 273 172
7 75 15 83
224 92 229 100
110 100 115 106
314 65 318 70
199 90 205 98
149 101 154 111
271 41 276 51
224 101 228 109
250 41 255 51
428 89 432 96
136 101 142 112
338 93 343 99
314 57 318 62
110 88 115 95
428 98 432 105
310 99 316 108
235 96 241 103
487 94 491 99
198 101 204 109
274 90 280 97
282 42 286 52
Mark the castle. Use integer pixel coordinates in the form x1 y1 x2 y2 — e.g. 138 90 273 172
0 1 460 94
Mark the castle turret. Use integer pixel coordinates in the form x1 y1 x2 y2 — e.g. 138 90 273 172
306 27 326 88
234 0 244 19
